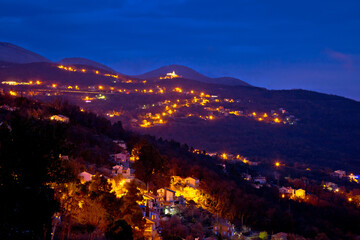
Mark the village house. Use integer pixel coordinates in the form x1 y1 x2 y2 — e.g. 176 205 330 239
113 140 127 149
78 171 93 183
50 115 69 123
213 220 235 239
143 193 159 210
324 182 338 191
144 218 157 240
60 155 69 161
185 177 199 188
112 165 123 175
279 186 294 198
241 173 252 181
333 170 346 179
112 165 135 182
112 152 130 163
157 188 177 215
254 176 267 185
294 189 306 199
348 173 359 183
157 188 176 203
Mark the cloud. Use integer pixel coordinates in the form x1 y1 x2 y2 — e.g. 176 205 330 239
326 49 354 70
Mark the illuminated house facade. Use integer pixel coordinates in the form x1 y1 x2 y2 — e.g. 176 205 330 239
185 177 199 188
50 115 69 123
79 171 93 183
213 221 235 239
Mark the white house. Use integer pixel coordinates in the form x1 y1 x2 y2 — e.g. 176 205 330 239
112 165 135 182
213 220 235 238
122 167 135 182
333 170 346 179
294 189 306 199
112 165 123 175
185 177 199 188
144 218 157 240
113 152 130 163
279 186 294 198
113 140 127 150
254 176 266 185
157 188 176 202
79 171 93 183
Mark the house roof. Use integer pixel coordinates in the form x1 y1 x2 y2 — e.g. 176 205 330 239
166 188 176 193
186 176 199 181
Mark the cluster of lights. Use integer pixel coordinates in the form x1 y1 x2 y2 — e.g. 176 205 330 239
160 71 180 79
2 80 41 86
57 65 120 80
106 110 122 118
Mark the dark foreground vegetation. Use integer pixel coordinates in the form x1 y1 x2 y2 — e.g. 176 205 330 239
0 93 359 239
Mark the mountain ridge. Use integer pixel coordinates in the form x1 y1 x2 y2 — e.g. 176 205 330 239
1 43 251 86
133 64 252 86
0 42 51 64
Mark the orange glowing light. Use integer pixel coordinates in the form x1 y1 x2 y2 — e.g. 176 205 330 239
9 91 17 96
52 84 57 88
95 70 99 74
36 80 41 85
81 69 86 73
275 162 280 167
252 112 256 116
98 85 103 90
348 197 353 202
174 87 183 93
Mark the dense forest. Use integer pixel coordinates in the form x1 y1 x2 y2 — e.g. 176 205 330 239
0 93 359 239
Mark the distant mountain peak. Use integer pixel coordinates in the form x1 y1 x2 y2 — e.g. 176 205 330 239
0 42 51 64
133 64 252 87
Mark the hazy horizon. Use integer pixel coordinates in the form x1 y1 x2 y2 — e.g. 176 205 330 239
1 0 359 100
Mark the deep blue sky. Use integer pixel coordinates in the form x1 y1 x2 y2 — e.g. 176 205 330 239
1 0 359 100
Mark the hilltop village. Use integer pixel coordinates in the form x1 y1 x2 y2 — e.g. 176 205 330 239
1 65 299 130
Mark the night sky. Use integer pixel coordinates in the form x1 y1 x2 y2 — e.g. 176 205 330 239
1 0 359 100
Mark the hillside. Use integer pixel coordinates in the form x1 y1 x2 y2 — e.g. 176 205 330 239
0 58 359 173
0 42 51 64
